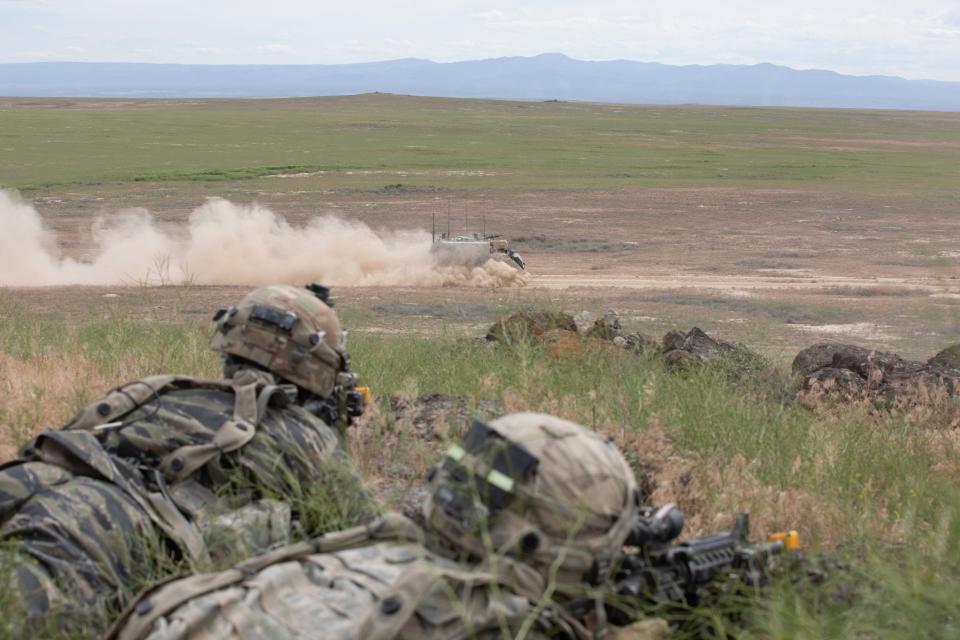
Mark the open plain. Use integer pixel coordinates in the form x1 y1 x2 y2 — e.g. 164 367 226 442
2 94 959 358
2 94 960 638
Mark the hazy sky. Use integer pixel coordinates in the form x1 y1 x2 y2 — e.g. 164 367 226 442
2 0 959 81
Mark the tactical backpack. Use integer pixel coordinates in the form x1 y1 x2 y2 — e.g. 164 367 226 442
0 369 350 604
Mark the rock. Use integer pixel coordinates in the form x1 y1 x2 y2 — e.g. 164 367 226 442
830 349 919 380
661 327 735 361
661 329 688 354
487 313 753 372
660 327 753 366
488 309 642 355
587 310 623 340
663 349 703 369
797 367 869 406
486 310 577 342
792 344 855 378
573 310 595 336
623 332 658 353
793 343 919 379
930 344 960 370
878 369 960 411
793 342 960 412
660 327 769 388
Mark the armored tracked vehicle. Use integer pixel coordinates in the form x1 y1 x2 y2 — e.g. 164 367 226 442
429 211 526 271
431 233 526 271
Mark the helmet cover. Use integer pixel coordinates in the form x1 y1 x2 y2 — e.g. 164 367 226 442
210 284 346 397
425 412 639 594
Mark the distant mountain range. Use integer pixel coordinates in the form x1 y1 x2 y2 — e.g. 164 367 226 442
2 54 960 111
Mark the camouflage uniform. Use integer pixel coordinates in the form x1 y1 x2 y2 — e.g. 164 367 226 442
0 285 375 628
112 413 645 640
114 514 575 640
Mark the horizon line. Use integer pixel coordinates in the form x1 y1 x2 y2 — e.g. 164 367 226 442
0 54 955 85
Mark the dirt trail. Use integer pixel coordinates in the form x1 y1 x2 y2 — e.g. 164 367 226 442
528 273 960 293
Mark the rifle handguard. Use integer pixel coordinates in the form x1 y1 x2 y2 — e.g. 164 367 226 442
609 508 794 624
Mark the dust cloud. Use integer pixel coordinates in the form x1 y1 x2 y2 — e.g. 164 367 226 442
0 190 526 288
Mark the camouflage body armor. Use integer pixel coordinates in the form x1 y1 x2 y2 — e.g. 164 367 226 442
0 370 373 624
0 285 375 629
113 514 577 640
113 413 642 640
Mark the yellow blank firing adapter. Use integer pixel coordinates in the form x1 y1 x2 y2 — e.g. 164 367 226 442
768 531 801 551
357 386 372 403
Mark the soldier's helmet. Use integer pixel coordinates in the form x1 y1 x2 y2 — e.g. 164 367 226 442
210 284 346 398
424 412 639 594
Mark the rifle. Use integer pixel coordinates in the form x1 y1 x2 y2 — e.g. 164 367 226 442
605 503 799 626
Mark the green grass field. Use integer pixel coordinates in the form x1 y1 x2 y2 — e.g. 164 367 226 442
1 313 959 638
2 94 960 191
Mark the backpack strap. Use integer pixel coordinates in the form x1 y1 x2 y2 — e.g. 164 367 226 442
61 373 260 484
156 393 256 483
156 371 296 483
64 375 182 431
108 512 420 640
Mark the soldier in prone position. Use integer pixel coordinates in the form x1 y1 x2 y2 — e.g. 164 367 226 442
110 413 655 640
0 284 376 630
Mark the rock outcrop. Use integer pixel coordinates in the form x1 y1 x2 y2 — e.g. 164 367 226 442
485 310 577 342
661 327 763 372
587 310 624 340
929 344 960 370
793 343 960 410
486 311 759 376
